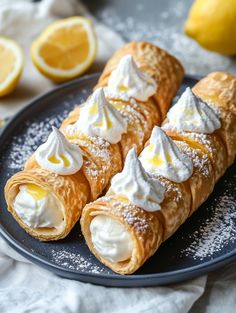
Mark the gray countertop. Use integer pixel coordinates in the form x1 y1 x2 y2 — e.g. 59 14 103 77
83 0 236 76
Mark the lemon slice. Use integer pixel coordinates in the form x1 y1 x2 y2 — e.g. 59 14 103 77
0 37 23 97
31 17 97 83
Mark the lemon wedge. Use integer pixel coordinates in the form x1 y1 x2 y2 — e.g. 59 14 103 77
31 17 97 82
185 0 236 55
0 37 23 97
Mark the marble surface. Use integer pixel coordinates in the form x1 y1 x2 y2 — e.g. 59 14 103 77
83 0 236 76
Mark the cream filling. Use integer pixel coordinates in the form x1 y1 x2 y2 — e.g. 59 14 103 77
66 88 127 144
90 215 133 263
13 184 64 228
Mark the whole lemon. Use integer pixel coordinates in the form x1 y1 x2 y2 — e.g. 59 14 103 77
184 0 236 55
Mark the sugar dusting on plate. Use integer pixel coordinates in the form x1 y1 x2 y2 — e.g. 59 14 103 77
51 249 111 274
181 179 236 260
2 90 90 172
6 114 68 171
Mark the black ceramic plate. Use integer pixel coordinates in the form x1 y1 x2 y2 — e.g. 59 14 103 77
0 74 236 287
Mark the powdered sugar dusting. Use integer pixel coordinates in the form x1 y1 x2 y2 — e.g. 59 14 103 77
181 184 236 260
160 179 183 203
176 141 211 177
51 250 110 274
122 208 150 234
6 112 70 171
101 196 151 234
1 86 91 172
163 123 218 156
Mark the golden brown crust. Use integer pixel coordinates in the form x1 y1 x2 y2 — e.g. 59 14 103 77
60 42 183 160
60 105 81 131
59 41 183 193
67 135 122 200
193 72 236 116
81 177 191 274
215 109 236 166
175 141 215 213
5 168 89 241
109 97 161 158
81 196 164 274
164 128 227 182
153 177 192 241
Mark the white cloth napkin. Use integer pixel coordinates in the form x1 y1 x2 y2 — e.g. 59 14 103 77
0 235 207 313
0 0 208 312
189 262 236 313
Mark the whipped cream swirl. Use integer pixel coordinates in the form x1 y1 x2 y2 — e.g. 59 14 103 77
35 127 83 175
166 87 221 133
90 215 133 262
66 88 127 144
109 148 165 212
13 184 64 228
139 126 193 183
107 55 157 101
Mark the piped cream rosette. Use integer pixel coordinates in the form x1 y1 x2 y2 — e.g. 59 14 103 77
81 72 236 274
162 79 236 181
5 128 89 241
192 72 236 167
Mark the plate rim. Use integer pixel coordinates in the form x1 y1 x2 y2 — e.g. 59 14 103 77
1 223 236 280
1 73 235 287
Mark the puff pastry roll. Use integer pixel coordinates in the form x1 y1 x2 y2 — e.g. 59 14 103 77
81 72 236 274
5 128 89 240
